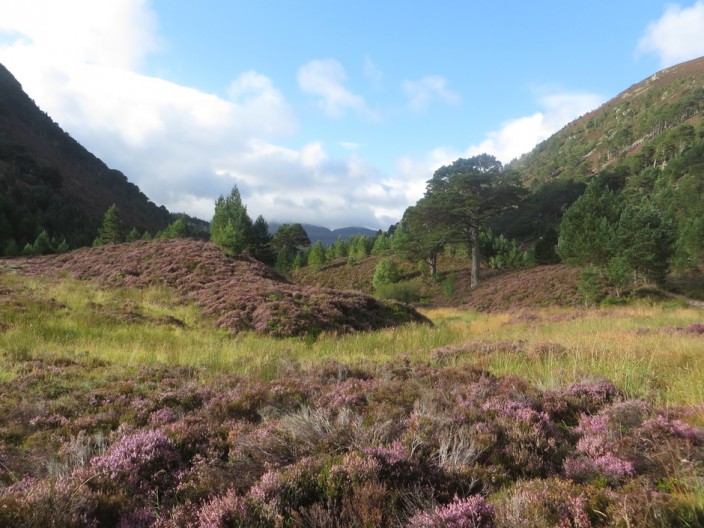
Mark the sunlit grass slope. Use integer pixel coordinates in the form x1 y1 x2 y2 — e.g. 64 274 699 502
2 272 703 407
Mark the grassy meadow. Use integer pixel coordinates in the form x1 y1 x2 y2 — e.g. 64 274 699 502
2 268 704 526
3 272 703 407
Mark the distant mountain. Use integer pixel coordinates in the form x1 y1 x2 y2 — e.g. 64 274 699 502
269 222 379 246
0 63 171 254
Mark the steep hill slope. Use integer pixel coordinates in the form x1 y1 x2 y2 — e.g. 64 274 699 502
0 64 171 252
512 56 704 186
9 238 429 337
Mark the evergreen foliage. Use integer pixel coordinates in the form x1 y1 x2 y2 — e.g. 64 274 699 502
307 241 327 272
372 257 400 291
415 154 526 286
93 204 125 246
210 185 254 256
250 215 276 265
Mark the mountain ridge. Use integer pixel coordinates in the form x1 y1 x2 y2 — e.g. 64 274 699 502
512 55 704 186
0 63 171 252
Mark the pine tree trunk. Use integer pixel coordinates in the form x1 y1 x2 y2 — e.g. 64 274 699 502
470 226 480 287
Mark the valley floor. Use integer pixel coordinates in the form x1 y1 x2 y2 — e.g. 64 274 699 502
1 271 703 526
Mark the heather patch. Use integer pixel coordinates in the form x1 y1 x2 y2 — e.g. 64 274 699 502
9 239 430 337
0 354 703 526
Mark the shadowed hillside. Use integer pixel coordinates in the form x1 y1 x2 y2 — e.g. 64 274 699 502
0 64 171 252
8 238 429 337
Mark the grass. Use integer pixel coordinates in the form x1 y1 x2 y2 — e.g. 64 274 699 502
2 270 704 526
2 272 704 407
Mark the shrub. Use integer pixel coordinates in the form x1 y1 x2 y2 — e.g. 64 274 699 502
408 495 495 528
372 257 400 291
375 282 421 303
94 429 182 494
442 272 458 297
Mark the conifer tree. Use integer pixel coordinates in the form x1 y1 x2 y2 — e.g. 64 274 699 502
210 185 254 255
250 215 275 265
308 241 327 271
93 204 124 246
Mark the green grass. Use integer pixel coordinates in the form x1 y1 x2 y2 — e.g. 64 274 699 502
2 272 704 408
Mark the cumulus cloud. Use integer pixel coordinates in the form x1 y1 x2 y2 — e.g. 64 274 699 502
0 0 159 69
212 140 411 228
297 58 376 119
464 91 604 163
637 1 704 67
0 1 610 231
402 75 460 111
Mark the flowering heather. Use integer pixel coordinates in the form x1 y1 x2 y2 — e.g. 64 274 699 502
16 239 430 337
493 478 593 528
94 428 182 492
464 265 582 312
408 495 495 528
2 336 704 525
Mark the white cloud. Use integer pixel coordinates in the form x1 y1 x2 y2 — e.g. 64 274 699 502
402 75 460 111
363 56 384 85
637 1 704 67
464 91 604 163
297 58 376 119
0 1 610 232
0 0 159 69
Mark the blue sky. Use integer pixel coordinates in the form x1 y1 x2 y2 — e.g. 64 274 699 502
2 1 704 229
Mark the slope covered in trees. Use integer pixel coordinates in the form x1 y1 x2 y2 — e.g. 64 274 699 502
0 64 172 256
512 56 704 186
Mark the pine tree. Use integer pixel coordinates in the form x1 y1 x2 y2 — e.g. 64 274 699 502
275 246 293 275
308 241 327 271
126 227 141 242
211 185 254 255
32 230 53 255
250 215 275 265
93 204 124 246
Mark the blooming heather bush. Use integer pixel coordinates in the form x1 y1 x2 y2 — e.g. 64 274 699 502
494 405 563 478
493 478 594 528
196 489 272 528
250 457 325 514
542 379 622 426
94 429 182 494
0 474 98 528
407 495 495 528
20 239 431 337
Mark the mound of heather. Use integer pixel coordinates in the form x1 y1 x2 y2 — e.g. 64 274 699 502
15 239 430 337
465 265 582 311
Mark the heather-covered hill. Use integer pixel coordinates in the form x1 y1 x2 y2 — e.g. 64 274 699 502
10 238 429 337
293 255 582 310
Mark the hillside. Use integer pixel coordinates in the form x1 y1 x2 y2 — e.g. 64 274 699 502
0 64 171 254
512 56 704 186
8 238 429 337
293 254 582 310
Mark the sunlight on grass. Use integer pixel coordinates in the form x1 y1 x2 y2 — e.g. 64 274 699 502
2 272 703 406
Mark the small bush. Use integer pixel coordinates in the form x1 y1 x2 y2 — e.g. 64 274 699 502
442 272 458 297
375 282 421 303
372 258 400 291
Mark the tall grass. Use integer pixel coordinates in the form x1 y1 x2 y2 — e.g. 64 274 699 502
2 273 703 407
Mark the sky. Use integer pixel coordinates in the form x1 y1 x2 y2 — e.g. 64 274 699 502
1 1 704 229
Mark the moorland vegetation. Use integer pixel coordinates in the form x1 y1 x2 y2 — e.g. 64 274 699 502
1 56 704 527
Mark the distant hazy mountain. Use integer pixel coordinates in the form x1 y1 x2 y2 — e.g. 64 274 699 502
268 222 379 246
